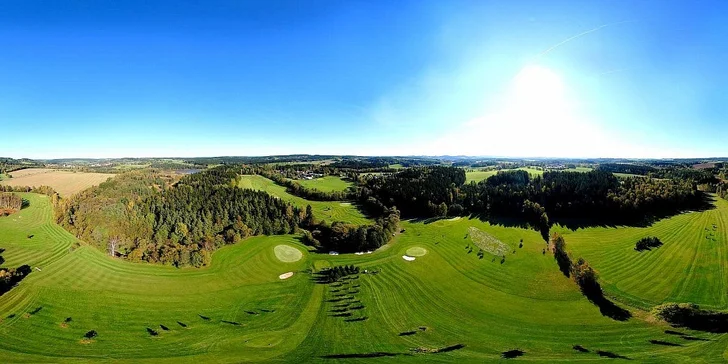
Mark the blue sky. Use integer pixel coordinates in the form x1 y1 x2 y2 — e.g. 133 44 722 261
1 0 726 159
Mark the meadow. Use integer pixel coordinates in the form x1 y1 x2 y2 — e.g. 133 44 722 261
1 193 726 362
556 194 728 311
296 176 353 192
0 169 114 197
465 166 594 183
238 175 371 225
465 167 543 183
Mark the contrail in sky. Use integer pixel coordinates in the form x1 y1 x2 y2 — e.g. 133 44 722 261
538 20 635 58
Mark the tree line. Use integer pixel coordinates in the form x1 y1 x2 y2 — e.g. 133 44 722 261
356 167 706 238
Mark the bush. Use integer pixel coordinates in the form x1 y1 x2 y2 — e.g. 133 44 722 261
635 237 663 251
652 303 728 332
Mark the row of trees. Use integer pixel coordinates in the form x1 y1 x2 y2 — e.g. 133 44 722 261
355 167 704 237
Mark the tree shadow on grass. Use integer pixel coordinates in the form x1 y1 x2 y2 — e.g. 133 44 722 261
596 350 630 360
321 352 406 359
586 293 632 321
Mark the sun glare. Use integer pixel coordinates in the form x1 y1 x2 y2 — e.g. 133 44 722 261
434 64 618 157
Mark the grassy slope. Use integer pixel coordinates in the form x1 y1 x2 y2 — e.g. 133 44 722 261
0 169 114 197
296 176 352 193
1 193 726 362
557 195 728 311
238 175 370 225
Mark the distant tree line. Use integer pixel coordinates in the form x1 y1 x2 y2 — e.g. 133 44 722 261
596 163 655 175
648 167 718 184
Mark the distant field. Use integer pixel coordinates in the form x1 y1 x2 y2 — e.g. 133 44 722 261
1 194 723 362
614 172 647 179
296 176 352 192
465 167 594 183
465 167 543 183
1 168 114 196
238 175 371 224
556 195 728 311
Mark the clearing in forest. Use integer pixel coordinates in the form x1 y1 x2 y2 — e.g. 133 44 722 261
297 176 352 192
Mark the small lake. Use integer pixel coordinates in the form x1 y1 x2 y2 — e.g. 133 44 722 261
176 169 201 175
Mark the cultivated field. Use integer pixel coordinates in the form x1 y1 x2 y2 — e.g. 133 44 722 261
1 169 114 197
297 176 353 192
238 175 371 225
0 193 726 362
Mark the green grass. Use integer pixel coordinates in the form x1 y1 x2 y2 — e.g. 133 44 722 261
238 175 371 225
555 195 728 311
614 172 648 179
274 244 304 262
297 176 353 193
465 167 543 183
1 193 727 362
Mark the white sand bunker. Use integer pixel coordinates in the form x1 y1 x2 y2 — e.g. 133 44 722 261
448 217 461 221
274 244 303 262
402 255 416 261
340 202 352 206
279 272 294 280
468 226 509 256
405 247 427 257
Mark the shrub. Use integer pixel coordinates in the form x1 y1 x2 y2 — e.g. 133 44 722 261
635 237 663 251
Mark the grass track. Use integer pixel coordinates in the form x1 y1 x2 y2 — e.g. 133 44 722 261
0 194 726 362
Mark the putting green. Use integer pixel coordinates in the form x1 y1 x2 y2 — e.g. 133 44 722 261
405 247 427 257
274 244 303 262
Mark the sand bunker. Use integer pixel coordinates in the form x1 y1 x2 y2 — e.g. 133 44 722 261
405 247 427 257
448 217 462 221
274 245 303 262
402 255 416 261
279 272 294 280
340 202 352 206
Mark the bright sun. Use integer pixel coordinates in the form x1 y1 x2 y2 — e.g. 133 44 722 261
434 64 618 157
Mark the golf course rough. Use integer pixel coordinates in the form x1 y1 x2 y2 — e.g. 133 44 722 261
0 192 727 362
274 244 303 262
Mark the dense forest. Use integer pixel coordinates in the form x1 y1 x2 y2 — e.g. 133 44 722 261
56 170 309 266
